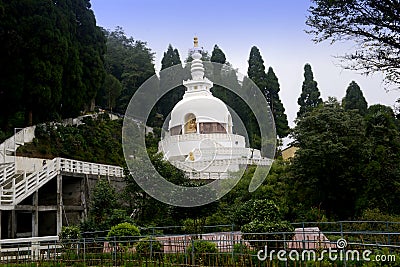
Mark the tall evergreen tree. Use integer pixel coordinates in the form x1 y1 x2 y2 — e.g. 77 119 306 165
210 45 227 101
297 63 322 118
343 81 368 115
209 45 247 140
157 44 184 120
210 45 226 64
247 47 289 138
247 47 267 90
0 0 106 126
265 67 290 138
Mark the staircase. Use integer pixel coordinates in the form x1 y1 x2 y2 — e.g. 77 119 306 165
0 127 36 164
0 163 15 184
0 113 125 210
0 158 124 210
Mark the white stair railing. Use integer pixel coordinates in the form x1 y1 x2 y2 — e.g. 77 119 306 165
13 158 59 205
0 157 124 207
59 158 124 177
0 163 15 184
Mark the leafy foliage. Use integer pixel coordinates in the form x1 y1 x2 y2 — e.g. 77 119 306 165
107 222 140 238
59 226 81 241
291 99 366 218
0 0 106 127
290 99 400 219
102 27 155 113
239 199 293 249
136 237 163 255
306 0 400 87
265 67 289 137
343 81 368 115
297 63 322 117
153 44 184 123
187 240 217 254
247 46 289 138
17 116 124 166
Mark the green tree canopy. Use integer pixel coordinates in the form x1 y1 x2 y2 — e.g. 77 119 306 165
0 0 106 127
103 27 155 113
247 46 267 89
247 46 289 138
297 63 322 117
358 105 400 214
210 44 226 64
342 81 368 115
96 73 122 111
156 44 184 120
291 99 366 219
266 67 289 137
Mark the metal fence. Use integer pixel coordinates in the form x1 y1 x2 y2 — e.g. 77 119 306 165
1 222 400 266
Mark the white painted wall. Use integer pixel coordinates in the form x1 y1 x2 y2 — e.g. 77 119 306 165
15 156 47 173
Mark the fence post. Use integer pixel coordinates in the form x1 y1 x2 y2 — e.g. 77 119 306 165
340 222 346 267
114 236 117 266
283 233 288 267
150 227 154 260
231 224 234 263
386 221 391 250
83 238 86 264
191 237 195 266
302 222 305 250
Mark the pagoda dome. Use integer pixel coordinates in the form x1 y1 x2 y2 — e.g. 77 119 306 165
169 94 232 135
167 38 233 136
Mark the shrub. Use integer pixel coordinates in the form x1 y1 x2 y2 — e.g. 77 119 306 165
59 225 81 240
107 222 140 239
59 226 81 249
136 237 162 256
187 240 218 265
187 240 217 254
241 220 294 249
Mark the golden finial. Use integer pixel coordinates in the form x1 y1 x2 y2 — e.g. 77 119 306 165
194 36 198 47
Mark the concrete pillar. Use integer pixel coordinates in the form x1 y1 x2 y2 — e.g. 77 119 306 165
0 210 2 239
81 176 87 220
10 210 16 238
32 191 38 237
56 174 62 235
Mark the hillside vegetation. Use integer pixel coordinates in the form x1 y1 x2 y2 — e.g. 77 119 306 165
17 115 124 166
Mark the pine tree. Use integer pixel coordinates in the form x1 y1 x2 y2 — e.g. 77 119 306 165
247 47 267 90
247 47 289 138
343 81 368 115
161 44 182 69
265 67 290 138
210 45 226 64
157 44 184 119
210 45 227 101
297 64 322 118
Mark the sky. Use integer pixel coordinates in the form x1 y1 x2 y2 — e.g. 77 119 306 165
91 0 398 128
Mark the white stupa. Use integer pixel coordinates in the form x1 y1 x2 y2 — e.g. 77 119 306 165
159 37 271 179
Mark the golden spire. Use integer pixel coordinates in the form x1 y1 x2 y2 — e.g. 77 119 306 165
194 36 198 47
